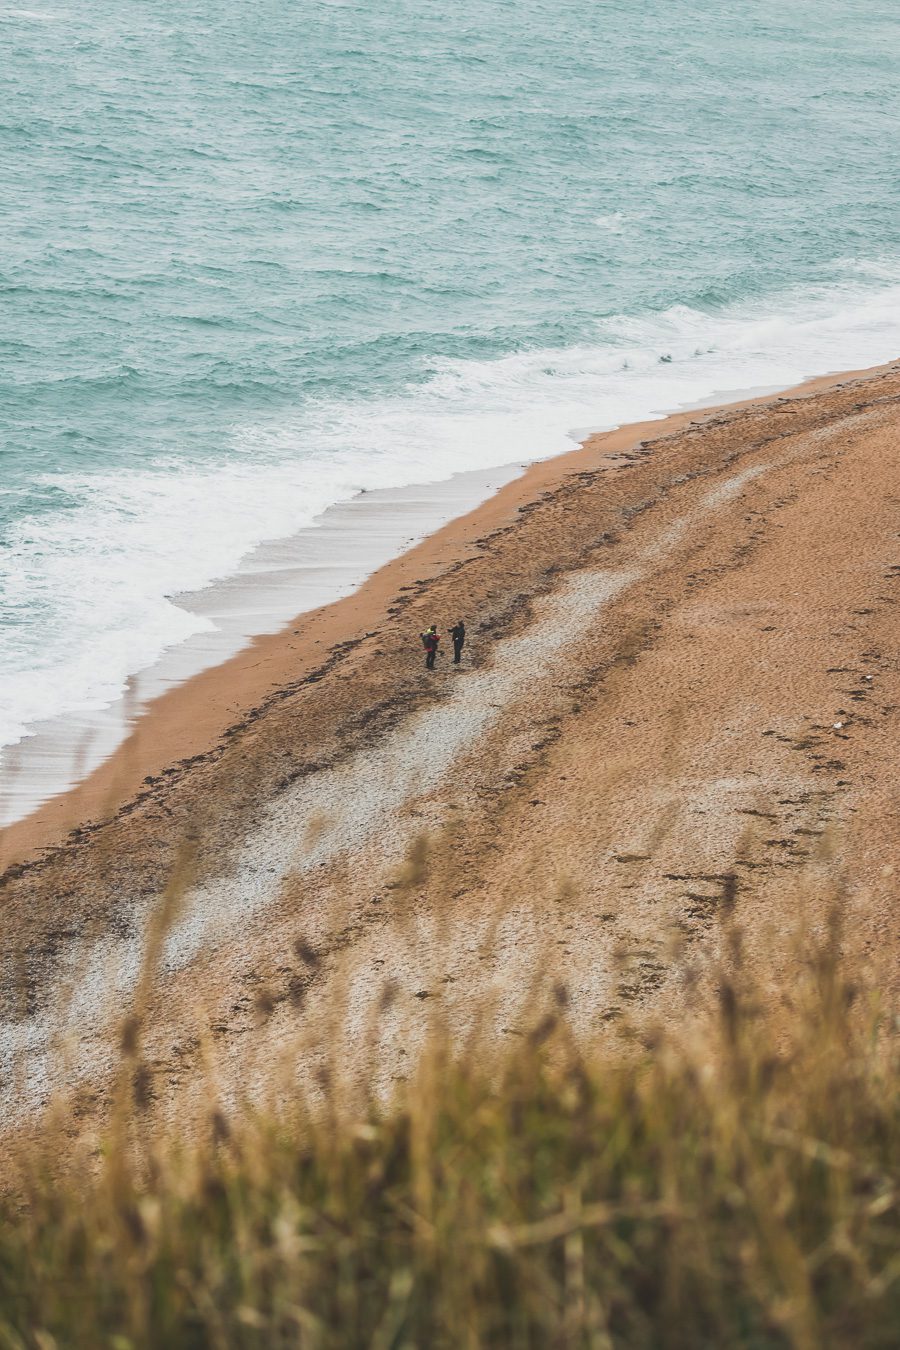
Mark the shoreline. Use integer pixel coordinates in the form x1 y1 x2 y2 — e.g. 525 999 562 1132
3 353 900 1126
0 461 524 828
1 356 896 873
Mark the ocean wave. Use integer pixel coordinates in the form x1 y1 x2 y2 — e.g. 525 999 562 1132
2 272 900 762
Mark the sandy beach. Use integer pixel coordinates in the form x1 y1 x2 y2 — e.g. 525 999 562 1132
2 359 900 1125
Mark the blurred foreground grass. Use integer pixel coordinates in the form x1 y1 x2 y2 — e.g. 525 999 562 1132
0 900 897 1350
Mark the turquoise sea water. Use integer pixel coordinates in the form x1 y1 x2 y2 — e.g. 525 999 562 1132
2 0 900 761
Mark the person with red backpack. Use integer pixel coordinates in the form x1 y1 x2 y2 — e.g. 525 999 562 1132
421 624 440 670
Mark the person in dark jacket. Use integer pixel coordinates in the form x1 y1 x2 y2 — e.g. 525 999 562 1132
421 624 440 670
450 620 465 664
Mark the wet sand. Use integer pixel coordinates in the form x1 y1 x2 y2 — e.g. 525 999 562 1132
0 463 523 830
2 359 900 1125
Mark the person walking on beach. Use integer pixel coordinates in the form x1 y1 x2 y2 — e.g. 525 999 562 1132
421 624 440 670
450 620 466 665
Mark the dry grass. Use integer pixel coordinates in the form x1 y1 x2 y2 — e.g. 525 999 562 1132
0 874 897 1350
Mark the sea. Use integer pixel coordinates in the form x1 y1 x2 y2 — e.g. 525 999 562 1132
2 0 900 797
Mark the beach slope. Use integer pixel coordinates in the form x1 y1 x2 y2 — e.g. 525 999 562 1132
2 363 900 1121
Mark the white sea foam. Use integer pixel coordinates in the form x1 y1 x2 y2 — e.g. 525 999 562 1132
593 212 627 233
2 272 900 773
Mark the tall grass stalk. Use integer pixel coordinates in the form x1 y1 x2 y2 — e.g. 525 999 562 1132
0 889 897 1349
